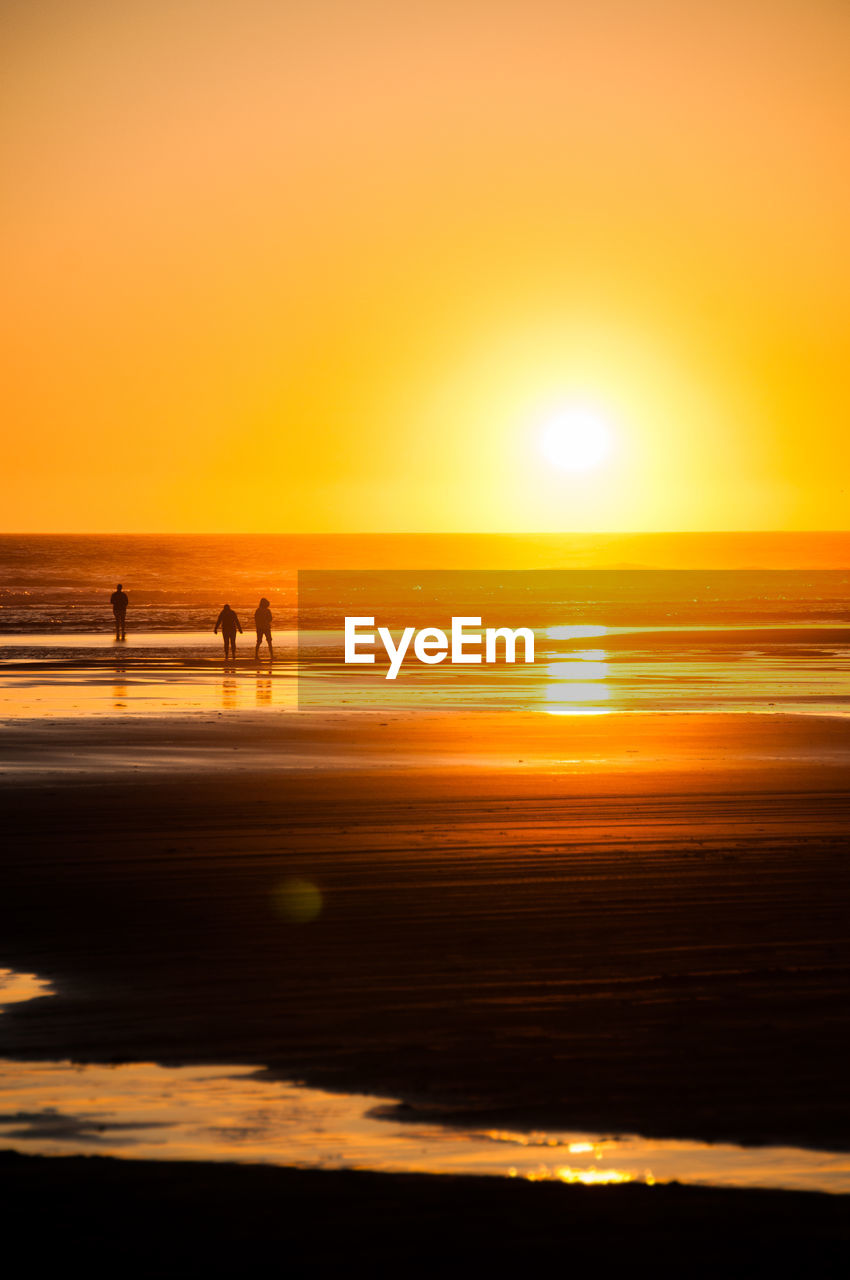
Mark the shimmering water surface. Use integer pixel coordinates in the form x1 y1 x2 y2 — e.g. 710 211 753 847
1 536 848 717
1 624 848 718
2 533 848 633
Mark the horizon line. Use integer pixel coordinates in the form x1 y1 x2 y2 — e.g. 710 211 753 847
2 530 850 539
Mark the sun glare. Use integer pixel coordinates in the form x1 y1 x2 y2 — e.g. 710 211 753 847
538 407 613 472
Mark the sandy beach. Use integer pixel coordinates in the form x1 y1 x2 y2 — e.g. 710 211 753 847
2 709 849 1154
2 1149 849 1276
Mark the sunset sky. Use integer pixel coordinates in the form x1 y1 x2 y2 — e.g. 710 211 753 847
3 0 849 532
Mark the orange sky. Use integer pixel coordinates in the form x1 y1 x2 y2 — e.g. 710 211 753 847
2 0 849 532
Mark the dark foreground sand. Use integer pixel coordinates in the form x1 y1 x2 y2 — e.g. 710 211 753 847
1 710 849 1150
1 709 850 1269
2 1149 849 1277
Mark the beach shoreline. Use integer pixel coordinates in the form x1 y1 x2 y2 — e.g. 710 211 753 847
1 709 849 1154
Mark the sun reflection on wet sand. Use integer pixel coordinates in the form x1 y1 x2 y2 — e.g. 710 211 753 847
541 631 613 714
543 681 612 716
1 621 848 716
546 661 609 682
545 626 611 642
0 1055 848 1194
0 969 55 1009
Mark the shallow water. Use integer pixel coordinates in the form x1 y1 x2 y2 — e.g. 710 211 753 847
1 971 848 1193
0 634 293 717
1 623 848 718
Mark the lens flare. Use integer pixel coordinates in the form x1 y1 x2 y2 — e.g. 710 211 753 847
273 878 323 924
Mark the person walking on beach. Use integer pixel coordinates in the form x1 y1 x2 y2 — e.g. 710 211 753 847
214 603 243 659
254 597 273 660
110 583 128 641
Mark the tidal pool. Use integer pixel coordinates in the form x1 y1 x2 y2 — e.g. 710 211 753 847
1 970 848 1193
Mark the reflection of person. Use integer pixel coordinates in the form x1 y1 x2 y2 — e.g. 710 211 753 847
254 597 273 660
110 583 128 641
214 603 243 659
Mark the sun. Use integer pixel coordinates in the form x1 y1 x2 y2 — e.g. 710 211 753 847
538 406 613 472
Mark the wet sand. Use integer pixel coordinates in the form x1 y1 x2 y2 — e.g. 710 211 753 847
1 710 849 1152
2 1149 849 1276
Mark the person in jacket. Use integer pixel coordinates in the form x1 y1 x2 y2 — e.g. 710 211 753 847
110 583 128 641
214 603 243 659
254 597 273 660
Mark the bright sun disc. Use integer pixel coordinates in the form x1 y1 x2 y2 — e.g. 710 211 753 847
539 407 613 472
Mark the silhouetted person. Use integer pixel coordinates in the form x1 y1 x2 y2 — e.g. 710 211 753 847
254 597 273 660
110 583 128 641
214 603 243 659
